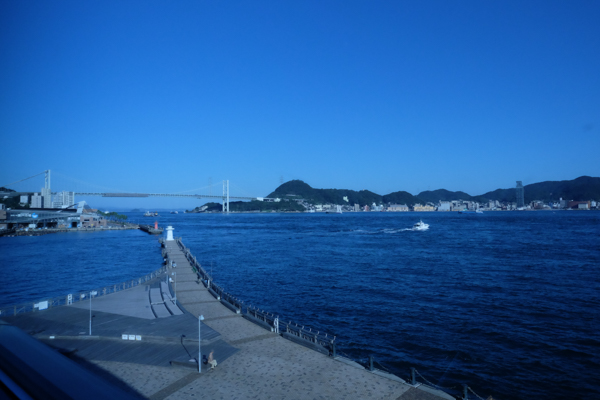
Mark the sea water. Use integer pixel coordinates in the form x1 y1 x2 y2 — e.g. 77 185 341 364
1 211 598 400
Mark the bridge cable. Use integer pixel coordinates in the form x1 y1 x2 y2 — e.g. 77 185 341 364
1 171 46 188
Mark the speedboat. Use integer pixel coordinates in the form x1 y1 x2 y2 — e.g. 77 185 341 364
412 220 429 231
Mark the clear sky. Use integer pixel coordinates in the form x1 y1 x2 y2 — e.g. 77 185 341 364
1 1 599 209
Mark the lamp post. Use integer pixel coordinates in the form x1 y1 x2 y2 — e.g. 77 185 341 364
171 272 177 302
89 290 97 335
199 315 204 373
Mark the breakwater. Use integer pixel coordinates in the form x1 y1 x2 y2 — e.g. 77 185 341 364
163 235 488 400
166 237 338 356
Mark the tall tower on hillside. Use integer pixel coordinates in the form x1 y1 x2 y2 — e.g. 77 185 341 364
516 181 525 209
41 170 52 208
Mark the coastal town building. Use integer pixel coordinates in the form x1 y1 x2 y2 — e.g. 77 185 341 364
413 203 436 212
568 201 590 210
80 214 108 228
41 188 52 208
387 204 409 212
437 201 451 211
31 193 42 208
52 191 75 208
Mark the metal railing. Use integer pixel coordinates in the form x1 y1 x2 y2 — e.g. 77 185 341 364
0 265 167 317
165 237 489 399
170 237 336 354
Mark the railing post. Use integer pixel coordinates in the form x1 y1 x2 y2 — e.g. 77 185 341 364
411 367 416 385
463 384 468 399
368 355 374 371
331 341 336 357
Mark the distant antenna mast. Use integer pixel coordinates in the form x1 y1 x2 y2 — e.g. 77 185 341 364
280 176 284 185
45 170 51 191
209 177 212 197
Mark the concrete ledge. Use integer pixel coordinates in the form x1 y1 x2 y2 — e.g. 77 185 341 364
219 299 240 314
242 314 273 332
207 288 220 300
371 369 407 384
417 384 456 400
281 332 329 355
333 356 365 369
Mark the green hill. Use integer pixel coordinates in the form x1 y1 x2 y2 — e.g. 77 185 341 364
382 191 424 206
416 189 473 203
201 200 304 213
268 180 382 207
0 187 23 209
474 176 600 202
266 176 600 207
268 180 426 206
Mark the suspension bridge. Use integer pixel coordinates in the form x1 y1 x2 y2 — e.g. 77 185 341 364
0 170 276 212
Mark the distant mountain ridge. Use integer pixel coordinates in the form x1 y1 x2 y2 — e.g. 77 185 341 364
267 176 600 206
267 180 424 207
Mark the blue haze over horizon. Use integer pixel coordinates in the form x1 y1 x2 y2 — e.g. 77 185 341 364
1 1 599 209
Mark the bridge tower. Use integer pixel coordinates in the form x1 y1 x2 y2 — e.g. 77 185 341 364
222 180 229 213
41 170 52 208
45 170 51 190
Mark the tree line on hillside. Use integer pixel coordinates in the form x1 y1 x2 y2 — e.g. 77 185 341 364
194 200 304 213
267 176 600 207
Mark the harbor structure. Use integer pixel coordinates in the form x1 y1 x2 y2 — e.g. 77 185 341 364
0 229 460 400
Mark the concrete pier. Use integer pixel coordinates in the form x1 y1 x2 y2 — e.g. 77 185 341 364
1 236 454 400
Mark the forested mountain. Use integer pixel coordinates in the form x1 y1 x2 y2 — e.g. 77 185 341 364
269 181 423 207
474 176 600 202
267 180 384 207
416 189 473 203
268 176 600 206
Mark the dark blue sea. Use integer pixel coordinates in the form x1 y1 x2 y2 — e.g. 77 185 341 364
1 211 599 400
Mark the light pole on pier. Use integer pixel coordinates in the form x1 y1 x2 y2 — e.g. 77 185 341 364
89 290 97 335
171 272 177 302
199 315 204 373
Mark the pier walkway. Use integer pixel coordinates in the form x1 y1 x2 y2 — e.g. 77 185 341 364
1 236 454 400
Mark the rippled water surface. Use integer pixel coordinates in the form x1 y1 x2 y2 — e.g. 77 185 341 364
1 211 599 399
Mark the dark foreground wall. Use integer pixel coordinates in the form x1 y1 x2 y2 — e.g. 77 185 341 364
0 321 139 400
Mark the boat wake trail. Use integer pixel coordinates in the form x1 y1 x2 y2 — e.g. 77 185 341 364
351 228 413 235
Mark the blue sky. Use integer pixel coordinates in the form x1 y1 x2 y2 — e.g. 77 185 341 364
1 1 599 209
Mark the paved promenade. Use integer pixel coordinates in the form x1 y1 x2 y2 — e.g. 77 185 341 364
2 236 454 400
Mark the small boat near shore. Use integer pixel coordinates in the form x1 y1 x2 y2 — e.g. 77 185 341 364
326 205 343 214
